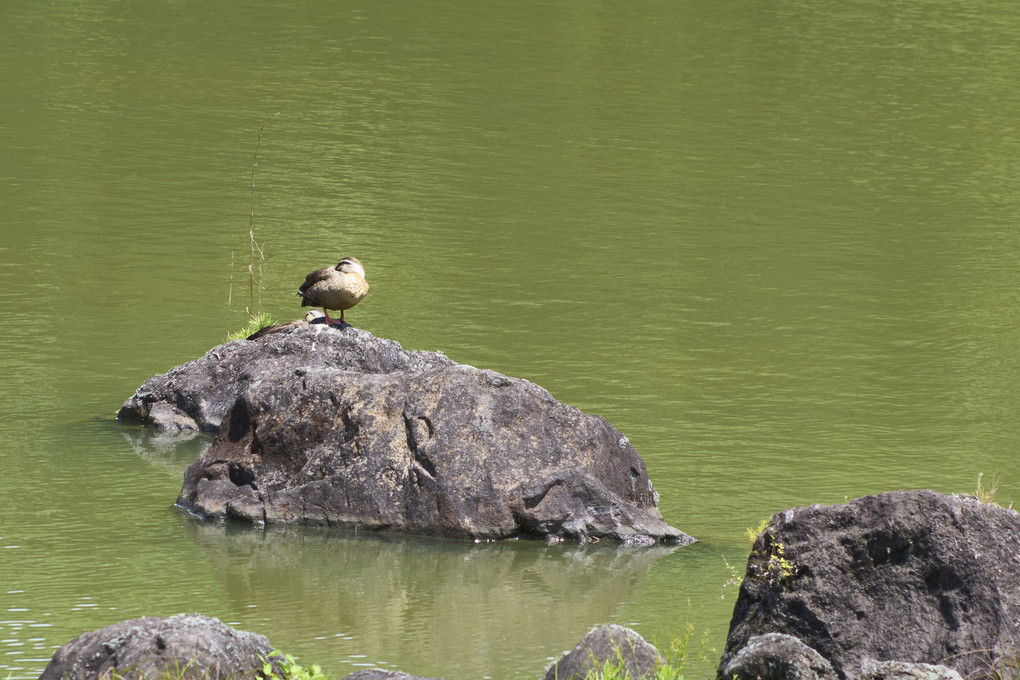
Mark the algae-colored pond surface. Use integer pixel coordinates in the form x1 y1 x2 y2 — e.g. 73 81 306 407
3 2 1020 678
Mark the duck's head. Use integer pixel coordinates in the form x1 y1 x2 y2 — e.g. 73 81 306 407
336 256 366 278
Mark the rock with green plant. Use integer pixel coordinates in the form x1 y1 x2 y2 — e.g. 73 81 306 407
543 624 666 680
39 613 280 680
719 489 1020 680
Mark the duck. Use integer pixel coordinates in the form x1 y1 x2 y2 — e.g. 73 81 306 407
297 256 369 326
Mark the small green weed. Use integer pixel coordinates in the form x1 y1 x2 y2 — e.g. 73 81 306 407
722 515 775 598
761 540 795 583
744 517 770 544
580 650 684 680
975 473 1013 510
736 515 797 590
228 312 277 341
652 621 712 680
575 626 697 680
261 650 326 680
584 654 632 680
722 557 745 598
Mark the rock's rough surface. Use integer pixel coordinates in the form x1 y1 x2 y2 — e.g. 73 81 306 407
721 633 836 680
859 659 964 680
544 624 664 680
122 325 689 543
118 324 452 434
719 490 1020 680
39 614 277 680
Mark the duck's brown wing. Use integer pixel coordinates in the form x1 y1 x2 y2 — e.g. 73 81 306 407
298 266 336 296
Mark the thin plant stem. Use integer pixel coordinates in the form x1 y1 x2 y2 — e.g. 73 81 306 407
248 112 280 316
226 249 234 340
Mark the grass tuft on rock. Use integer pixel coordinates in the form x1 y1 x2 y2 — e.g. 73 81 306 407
228 312 277 341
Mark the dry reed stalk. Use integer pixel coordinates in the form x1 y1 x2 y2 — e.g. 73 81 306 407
247 112 280 316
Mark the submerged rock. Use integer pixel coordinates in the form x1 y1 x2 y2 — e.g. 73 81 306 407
719 489 1020 680
341 672 443 680
122 324 690 544
39 614 277 680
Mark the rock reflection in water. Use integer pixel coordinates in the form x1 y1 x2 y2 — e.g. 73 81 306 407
119 425 211 477
181 519 678 678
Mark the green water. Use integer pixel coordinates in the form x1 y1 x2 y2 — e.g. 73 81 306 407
3 2 1020 678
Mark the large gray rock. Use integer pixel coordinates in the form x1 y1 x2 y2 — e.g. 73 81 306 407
39 614 277 680
544 624 664 680
719 490 1020 680
123 324 690 543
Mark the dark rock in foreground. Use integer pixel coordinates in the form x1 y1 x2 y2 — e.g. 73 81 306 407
720 489 1020 680
122 325 690 544
39 614 277 680
859 659 963 680
544 624 664 680
42 615 666 680
720 633 836 680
